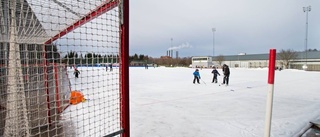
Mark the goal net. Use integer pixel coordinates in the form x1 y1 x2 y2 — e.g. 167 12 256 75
0 0 129 136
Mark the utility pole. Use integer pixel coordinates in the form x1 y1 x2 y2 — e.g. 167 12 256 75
303 6 311 70
212 28 216 57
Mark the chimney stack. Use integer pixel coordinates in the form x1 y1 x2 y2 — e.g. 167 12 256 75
176 51 179 59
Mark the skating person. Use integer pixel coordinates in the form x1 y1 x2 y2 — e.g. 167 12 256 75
211 66 220 83
221 64 226 84
74 68 80 78
193 69 201 84
109 63 113 71
105 65 108 72
145 63 148 69
222 64 230 86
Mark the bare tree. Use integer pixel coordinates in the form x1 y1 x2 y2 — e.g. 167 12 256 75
214 55 225 67
277 49 298 69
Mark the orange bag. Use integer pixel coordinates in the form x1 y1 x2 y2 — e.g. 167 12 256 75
70 90 86 105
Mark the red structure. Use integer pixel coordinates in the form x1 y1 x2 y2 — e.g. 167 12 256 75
43 1 130 137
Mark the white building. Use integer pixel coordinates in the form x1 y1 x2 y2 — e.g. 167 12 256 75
191 51 320 71
191 56 213 68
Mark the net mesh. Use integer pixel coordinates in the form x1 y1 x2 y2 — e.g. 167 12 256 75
0 0 124 136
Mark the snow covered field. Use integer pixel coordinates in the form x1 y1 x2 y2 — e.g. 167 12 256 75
64 67 320 137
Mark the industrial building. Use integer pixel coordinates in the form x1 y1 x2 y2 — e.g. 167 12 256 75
191 51 320 71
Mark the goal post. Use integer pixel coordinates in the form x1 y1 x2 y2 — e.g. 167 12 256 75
120 0 130 136
0 0 129 136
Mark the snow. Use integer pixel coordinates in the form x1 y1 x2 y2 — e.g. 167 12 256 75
62 67 320 137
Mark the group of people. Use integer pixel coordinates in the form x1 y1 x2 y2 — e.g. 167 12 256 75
73 63 114 79
106 64 113 72
193 64 230 86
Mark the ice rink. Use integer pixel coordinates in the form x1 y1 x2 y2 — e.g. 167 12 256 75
62 67 320 137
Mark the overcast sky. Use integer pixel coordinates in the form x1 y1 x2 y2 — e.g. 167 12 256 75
130 0 320 58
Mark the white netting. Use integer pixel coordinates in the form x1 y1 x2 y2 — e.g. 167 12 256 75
0 0 124 136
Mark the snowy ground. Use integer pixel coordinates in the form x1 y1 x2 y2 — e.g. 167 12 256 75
63 67 320 137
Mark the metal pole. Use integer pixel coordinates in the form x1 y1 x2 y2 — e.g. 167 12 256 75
303 6 311 70
212 28 216 57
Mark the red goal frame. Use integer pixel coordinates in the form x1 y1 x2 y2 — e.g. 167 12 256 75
42 0 130 137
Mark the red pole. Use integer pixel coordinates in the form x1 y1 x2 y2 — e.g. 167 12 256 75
120 0 130 137
54 63 61 113
268 49 276 84
264 49 276 137
43 45 51 125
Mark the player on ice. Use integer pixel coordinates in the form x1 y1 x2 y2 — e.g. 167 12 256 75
211 66 220 83
109 63 113 71
222 64 230 86
74 68 80 78
193 69 201 84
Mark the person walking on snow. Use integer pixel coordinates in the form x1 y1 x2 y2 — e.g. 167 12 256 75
193 69 201 84
74 68 80 78
211 66 220 83
109 63 113 71
222 64 230 86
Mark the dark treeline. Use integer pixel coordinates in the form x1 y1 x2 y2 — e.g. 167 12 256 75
129 53 192 67
62 51 192 67
151 57 192 67
62 51 118 65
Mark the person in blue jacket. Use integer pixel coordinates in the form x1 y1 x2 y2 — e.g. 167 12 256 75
193 69 201 84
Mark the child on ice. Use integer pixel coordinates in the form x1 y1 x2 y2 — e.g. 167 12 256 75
193 69 201 84
211 66 220 83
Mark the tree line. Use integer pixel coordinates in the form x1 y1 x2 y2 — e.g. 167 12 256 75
128 53 192 67
62 52 192 67
63 48 308 68
62 51 119 64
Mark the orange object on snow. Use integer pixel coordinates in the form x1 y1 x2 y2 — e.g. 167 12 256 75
70 90 86 105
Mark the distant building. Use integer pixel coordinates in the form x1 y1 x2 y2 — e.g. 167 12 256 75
191 56 213 68
130 61 146 66
160 56 172 59
191 51 320 71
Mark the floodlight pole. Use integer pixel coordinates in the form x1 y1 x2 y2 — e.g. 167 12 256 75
212 28 216 57
303 6 311 70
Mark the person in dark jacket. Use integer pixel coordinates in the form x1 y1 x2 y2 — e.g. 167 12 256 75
193 69 201 84
145 63 148 69
211 66 220 83
74 69 80 78
222 64 230 86
109 63 113 71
